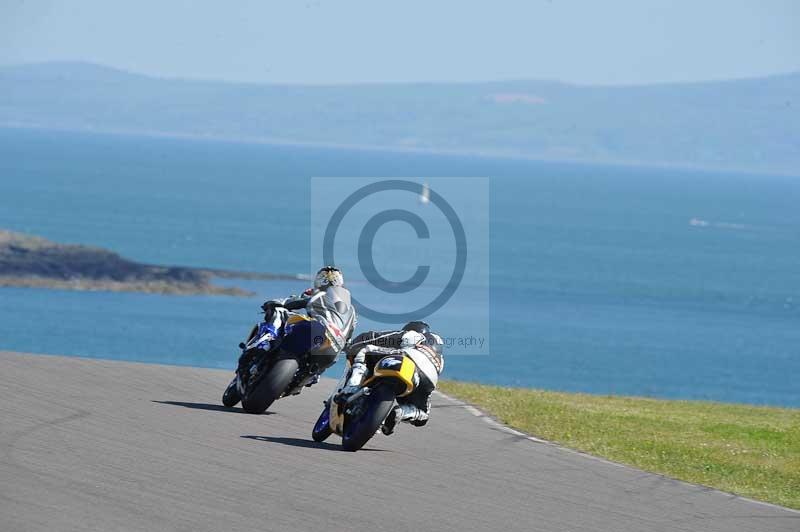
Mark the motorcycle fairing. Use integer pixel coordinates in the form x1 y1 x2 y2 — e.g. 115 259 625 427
363 355 418 397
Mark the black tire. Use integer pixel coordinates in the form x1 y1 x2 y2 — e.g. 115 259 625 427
241 358 299 414
312 405 333 442
341 384 395 452
222 377 241 407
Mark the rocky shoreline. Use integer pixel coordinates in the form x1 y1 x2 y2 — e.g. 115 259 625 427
0 230 301 296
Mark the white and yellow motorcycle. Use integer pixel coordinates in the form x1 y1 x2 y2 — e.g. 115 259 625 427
311 353 421 451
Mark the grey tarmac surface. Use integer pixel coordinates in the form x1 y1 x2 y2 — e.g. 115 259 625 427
1 351 797 532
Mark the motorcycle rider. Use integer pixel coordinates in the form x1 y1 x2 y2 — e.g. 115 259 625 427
338 321 444 434
248 266 357 387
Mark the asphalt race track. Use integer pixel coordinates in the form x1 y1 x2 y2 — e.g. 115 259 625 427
1 352 797 532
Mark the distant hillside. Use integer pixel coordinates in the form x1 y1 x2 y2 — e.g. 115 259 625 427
1 62 798 173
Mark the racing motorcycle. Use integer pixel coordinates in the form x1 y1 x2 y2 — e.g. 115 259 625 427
222 311 328 414
311 352 421 451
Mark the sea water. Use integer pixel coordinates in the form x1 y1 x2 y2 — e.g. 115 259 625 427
1 128 798 406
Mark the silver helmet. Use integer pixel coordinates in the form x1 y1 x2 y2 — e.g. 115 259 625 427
313 266 344 289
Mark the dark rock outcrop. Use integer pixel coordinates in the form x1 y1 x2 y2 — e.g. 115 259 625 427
0 230 296 296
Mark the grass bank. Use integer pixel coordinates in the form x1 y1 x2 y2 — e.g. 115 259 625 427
437 381 800 509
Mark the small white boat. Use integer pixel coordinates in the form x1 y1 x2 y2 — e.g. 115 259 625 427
419 182 430 204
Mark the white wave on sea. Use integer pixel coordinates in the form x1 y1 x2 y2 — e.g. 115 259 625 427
689 218 750 230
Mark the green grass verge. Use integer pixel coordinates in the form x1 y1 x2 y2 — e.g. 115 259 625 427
437 381 800 509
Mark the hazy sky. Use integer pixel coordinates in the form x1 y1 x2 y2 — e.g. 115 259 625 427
1 1 798 85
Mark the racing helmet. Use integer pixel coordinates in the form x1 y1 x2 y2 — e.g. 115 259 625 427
423 332 444 357
313 266 344 289
401 320 430 336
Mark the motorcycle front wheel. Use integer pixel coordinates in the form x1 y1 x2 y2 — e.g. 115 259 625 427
241 357 299 414
221 377 241 407
312 404 333 442
341 384 395 452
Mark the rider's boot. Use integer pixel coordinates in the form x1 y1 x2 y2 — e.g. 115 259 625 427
381 404 428 435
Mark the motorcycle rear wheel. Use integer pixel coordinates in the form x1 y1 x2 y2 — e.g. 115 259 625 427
241 357 299 414
341 384 395 452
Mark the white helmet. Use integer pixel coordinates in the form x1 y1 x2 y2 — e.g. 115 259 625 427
314 266 344 289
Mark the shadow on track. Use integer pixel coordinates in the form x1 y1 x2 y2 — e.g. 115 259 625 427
152 400 274 415
240 435 388 452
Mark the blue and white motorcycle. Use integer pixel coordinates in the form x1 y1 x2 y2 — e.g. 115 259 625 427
222 309 329 414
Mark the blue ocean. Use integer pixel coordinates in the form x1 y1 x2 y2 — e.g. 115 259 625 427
1 128 798 406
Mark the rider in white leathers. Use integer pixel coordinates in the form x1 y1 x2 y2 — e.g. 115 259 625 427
338 321 444 434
